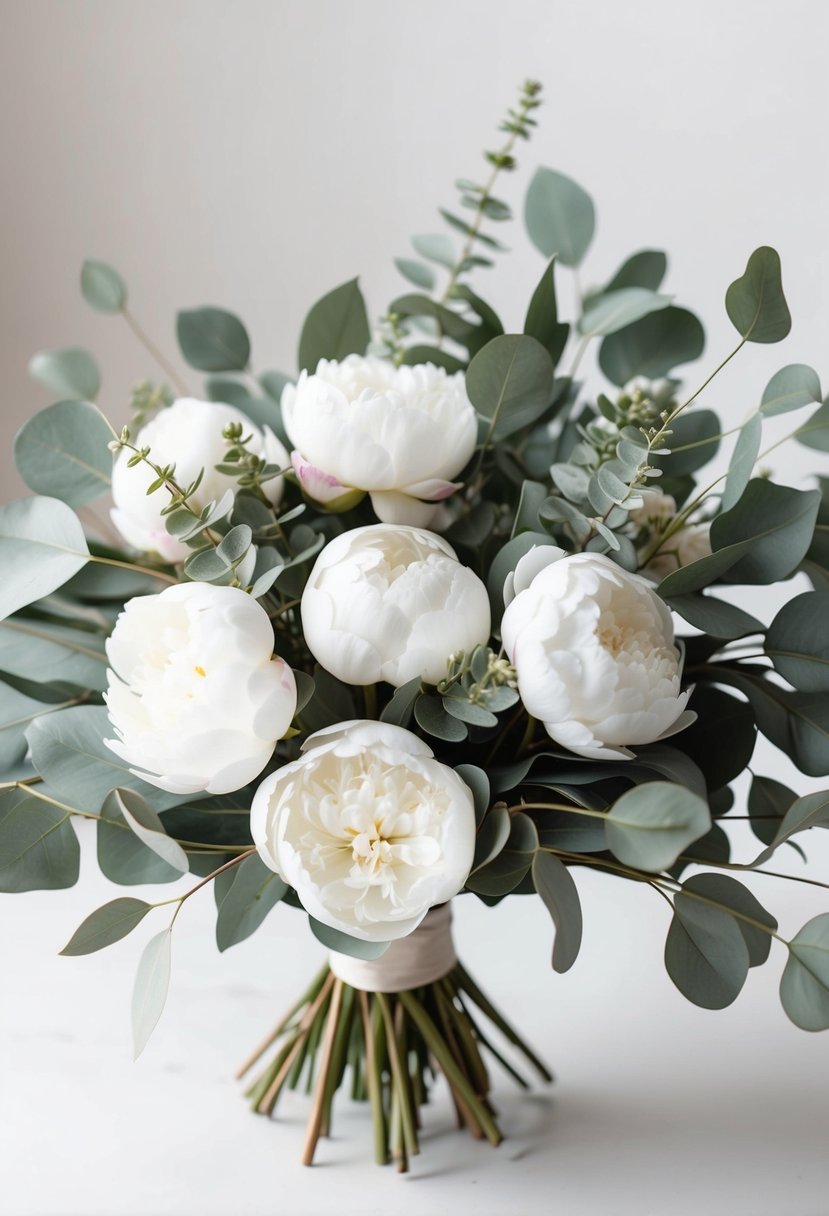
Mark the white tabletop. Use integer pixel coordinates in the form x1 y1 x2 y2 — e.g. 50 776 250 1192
2 818 828 1216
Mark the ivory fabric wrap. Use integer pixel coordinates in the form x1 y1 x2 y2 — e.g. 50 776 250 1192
328 903 457 992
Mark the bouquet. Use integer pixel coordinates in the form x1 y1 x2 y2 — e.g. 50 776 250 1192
3 80 829 1172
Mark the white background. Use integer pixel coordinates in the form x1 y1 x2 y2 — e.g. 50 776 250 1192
1 2 828 1213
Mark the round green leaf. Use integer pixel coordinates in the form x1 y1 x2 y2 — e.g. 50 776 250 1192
659 408 721 477
411 233 455 268
28 347 100 401
578 288 671 338
466 334 554 441
80 259 126 313
747 774 796 847
598 306 705 386
780 913 829 1031
765 591 829 691
394 258 436 291
177 306 250 372
760 364 821 417
725 246 791 344
797 400 829 453
665 890 749 1009
297 278 370 373
680 873 777 967
0 497 89 621
524 167 595 268
0 786 80 892
532 851 583 973
14 400 112 506
60 897 151 956
605 250 668 293
605 782 711 872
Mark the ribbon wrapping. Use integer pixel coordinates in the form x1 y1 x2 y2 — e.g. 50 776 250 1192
328 903 457 992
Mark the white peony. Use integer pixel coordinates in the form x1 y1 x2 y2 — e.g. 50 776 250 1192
251 720 476 942
111 398 289 563
501 548 694 760
104 582 297 795
301 524 491 687
282 355 477 527
640 524 712 584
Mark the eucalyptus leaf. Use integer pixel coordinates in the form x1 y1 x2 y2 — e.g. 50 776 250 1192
0 682 63 772
471 803 511 873
14 400 113 506
81 259 126 313
132 928 172 1059
215 854 287 951
605 782 711 872
114 788 189 874
532 851 583 973
578 288 671 338
721 414 762 511
411 233 455 268
455 764 490 827
60 897 151 956
680 873 776 967
177 307 250 372
765 591 829 691
28 348 100 401
0 787 80 892
414 694 467 742
466 334 554 441
524 167 595 267
298 278 370 372
752 789 829 865
672 685 756 792
665 889 749 1009
0 614 108 691
760 364 821 417
780 913 829 1031
718 669 829 778
523 257 569 366
309 917 390 960
599 306 705 387
747 774 796 847
605 250 667 293
660 409 721 477
379 677 422 728
466 811 536 896
0 497 89 622
662 593 763 639
394 258 436 291
98 791 185 886
796 400 829 453
725 246 791 344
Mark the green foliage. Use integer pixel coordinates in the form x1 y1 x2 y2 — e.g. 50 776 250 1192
132 928 172 1058
466 334 554 441
532 851 582 973
298 279 370 372
524 167 595 267
0 786 79 892
28 348 100 401
578 288 671 338
14 400 112 506
61 897 151 956
215 854 287 951
760 364 821 416
598 305 705 386
524 257 569 366
605 782 711 872
81 259 127 313
0 497 89 622
725 246 791 343
605 250 667 293
308 917 390 960
665 887 749 1009
765 592 829 691
780 914 829 1030
177 306 251 372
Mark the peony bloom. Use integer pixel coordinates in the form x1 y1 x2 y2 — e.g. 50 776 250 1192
251 720 476 941
104 582 297 794
630 491 711 583
501 548 694 760
301 524 491 687
282 355 477 527
111 398 289 563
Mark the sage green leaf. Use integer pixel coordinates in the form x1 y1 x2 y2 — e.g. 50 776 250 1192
132 928 172 1058
674 686 756 792
62 554 168 602
400 345 466 374
394 258 435 291
176 307 250 372
606 782 711 872
765 591 829 691
659 409 721 477
114 788 189 874
455 764 490 827
466 811 536 897
760 364 821 417
486 530 557 620
680 873 776 966
466 334 554 441
780 913 829 1030
524 167 595 267
721 414 762 511
0 497 89 622
379 677 421 728
719 669 829 778
663 593 763 639
0 682 63 772
14 400 112 506
725 246 791 344
215 854 287 951
443 696 498 728
658 480 820 595
753 789 829 865
511 480 548 538
0 787 80 892
411 233 455 268
60 897 151 956
28 348 100 401
532 851 582 973
471 803 511 873
27 705 188 812
665 890 749 1009
578 288 671 338
605 250 667 293
598 306 705 387
0 614 108 691
523 257 569 366
796 399 829 453
414 693 467 742
747 774 796 847
98 791 184 885
389 293 477 346
80 259 126 312
308 917 390 960
298 278 370 372
300 667 357 734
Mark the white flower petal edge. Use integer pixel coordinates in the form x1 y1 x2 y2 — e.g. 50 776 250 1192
111 398 289 562
104 582 297 795
301 523 492 687
282 355 477 527
501 550 695 760
251 720 476 942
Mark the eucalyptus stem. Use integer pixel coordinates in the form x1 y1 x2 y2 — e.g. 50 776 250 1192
122 307 190 396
